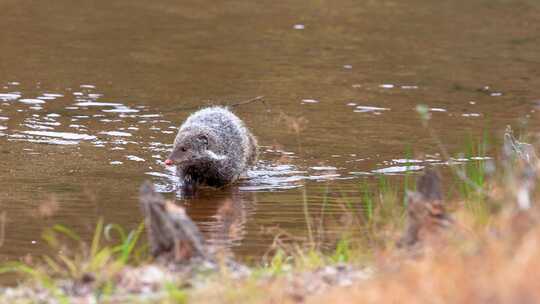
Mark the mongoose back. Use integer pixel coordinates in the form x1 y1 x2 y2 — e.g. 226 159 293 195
165 106 258 190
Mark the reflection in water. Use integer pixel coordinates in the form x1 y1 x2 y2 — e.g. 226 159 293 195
198 190 257 256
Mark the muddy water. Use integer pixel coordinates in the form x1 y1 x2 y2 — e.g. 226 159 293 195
1 0 540 265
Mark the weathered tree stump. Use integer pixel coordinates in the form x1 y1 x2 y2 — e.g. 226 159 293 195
397 168 452 248
503 125 538 210
504 125 538 166
139 181 210 263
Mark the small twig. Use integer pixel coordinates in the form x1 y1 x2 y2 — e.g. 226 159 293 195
0 211 6 248
302 187 314 248
172 96 268 112
228 95 265 107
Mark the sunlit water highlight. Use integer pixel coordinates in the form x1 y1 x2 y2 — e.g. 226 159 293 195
0 84 489 193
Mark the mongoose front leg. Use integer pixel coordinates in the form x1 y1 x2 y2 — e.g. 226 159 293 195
180 173 198 197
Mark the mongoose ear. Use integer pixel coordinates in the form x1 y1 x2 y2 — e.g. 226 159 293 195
197 135 209 148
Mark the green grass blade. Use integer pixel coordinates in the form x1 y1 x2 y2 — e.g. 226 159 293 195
52 224 81 242
90 218 104 259
120 221 145 264
104 223 127 244
57 255 79 278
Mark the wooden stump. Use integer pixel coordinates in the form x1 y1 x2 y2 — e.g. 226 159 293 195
397 168 452 248
139 181 210 263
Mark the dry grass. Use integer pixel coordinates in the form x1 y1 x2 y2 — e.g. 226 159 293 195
308 221 540 304
187 206 540 304
189 159 540 304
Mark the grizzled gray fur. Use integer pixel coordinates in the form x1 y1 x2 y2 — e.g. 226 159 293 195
167 106 258 190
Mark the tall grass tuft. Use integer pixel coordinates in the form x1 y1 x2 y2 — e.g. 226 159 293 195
453 133 492 225
1 218 146 300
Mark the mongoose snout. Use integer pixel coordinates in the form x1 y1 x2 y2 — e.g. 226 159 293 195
166 133 214 165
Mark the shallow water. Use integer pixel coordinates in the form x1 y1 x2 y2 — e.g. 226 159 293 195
1 0 540 268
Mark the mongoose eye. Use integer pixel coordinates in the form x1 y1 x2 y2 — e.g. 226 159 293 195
181 147 187 152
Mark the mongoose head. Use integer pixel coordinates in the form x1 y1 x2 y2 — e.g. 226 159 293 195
165 130 226 167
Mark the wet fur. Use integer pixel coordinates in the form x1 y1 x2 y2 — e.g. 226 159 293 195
169 106 258 190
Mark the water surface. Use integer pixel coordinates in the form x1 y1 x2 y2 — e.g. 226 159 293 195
1 0 539 266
